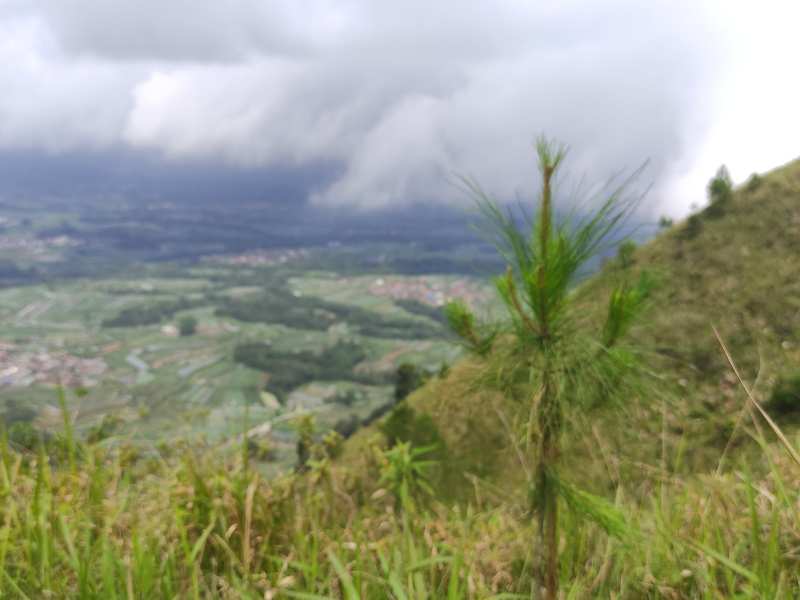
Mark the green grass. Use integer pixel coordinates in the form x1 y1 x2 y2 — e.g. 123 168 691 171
371 157 800 486
1 372 799 598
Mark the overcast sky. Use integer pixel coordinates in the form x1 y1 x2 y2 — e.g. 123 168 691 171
1 1 798 217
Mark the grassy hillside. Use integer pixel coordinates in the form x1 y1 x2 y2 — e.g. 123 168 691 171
363 158 800 487
2 158 800 598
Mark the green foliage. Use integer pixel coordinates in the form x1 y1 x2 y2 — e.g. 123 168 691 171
708 165 733 202
379 442 436 512
381 402 446 456
6 421 40 450
681 214 703 240
233 340 377 402
444 300 495 355
552 474 635 541
705 165 733 218
601 271 654 347
438 361 450 379
0 422 505 598
86 414 123 444
178 315 198 336
246 438 274 461
322 430 345 459
658 215 674 229
1 358 800 598
394 362 424 401
617 240 637 268
456 139 647 390
217 285 441 340
293 414 315 471
57 386 77 473
333 414 360 438
102 296 204 328
451 136 650 597
765 373 800 417
746 172 763 192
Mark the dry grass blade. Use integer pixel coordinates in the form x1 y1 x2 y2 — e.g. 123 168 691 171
493 406 530 479
713 325 800 468
715 347 766 476
243 475 258 572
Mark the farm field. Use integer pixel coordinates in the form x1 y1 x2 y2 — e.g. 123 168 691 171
0 257 490 472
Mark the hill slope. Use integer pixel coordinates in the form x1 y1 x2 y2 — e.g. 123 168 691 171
343 156 800 491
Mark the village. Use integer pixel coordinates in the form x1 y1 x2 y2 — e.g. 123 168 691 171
367 275 488 308
0 341 106 388
206 248 307 267
0 234 80 261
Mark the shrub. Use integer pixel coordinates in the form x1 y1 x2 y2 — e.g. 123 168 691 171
658 216 673 229
681 214 703 240
178 315 198 336
380 402 445 459
234 340 370 402
7 421 41 450
333 414 360 438
379 442 436 512
322 430 345 459
708 165 733 202
293 414 315 471
381 403 420 446
617 240 637 268
394 363 423 401
438 362 450 379
746 173 763 192
244 437 275 461
704 165 733 218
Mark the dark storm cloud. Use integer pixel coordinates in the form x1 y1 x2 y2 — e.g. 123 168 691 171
0 1 723 213
0 149 341 205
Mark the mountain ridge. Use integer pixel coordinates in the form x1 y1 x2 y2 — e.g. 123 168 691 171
340 155 800 492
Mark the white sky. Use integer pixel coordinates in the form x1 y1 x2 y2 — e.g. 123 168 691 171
666 1 800 214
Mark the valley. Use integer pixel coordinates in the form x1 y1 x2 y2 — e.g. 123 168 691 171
0 248 493 472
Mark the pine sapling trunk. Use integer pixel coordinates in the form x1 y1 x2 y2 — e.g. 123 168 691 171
535 366 561 600
534 149 561 599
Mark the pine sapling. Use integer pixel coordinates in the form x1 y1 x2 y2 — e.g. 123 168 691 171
448 137 652 599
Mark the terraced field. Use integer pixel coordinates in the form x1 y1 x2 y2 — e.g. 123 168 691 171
0 259 491 472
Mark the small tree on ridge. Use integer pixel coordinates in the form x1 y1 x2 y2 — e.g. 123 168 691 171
446 137 652 598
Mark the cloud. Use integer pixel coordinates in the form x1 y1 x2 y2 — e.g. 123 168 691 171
29 1 336 61
0 1 733 213
0 15 141 151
